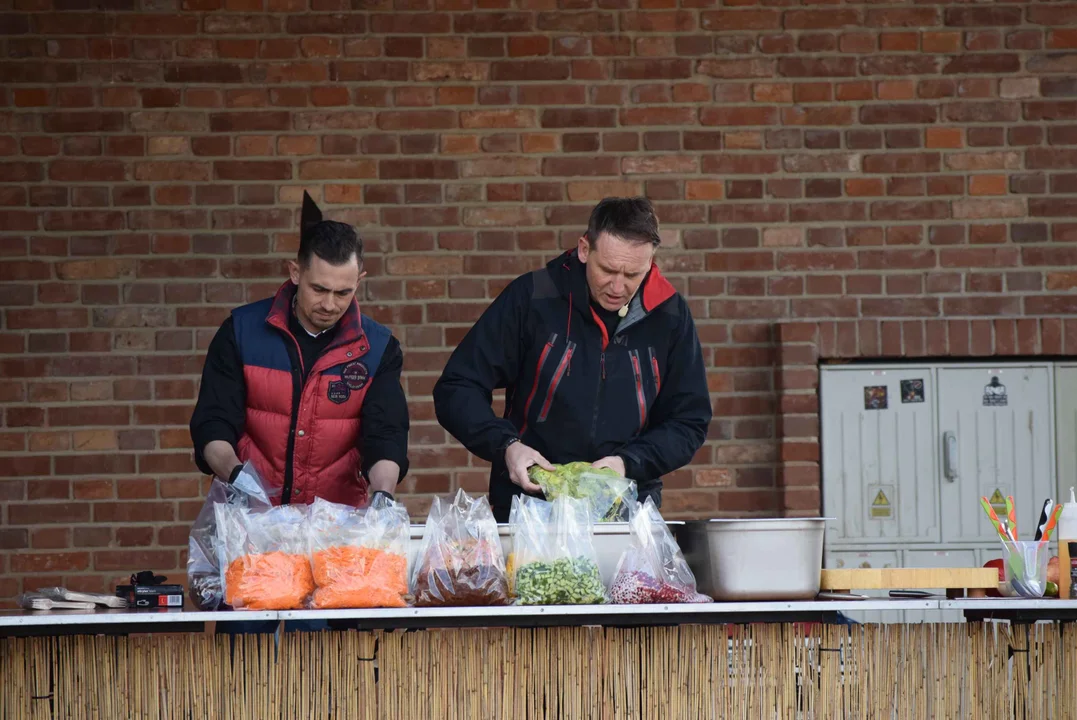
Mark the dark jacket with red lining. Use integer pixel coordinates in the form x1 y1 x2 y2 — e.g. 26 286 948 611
434 250 712 521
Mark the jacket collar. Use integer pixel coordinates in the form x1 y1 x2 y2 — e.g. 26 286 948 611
548 249 677 319
265 281 367 355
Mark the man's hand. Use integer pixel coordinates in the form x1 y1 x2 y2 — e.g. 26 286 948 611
592 455 626 477
504 441 552 494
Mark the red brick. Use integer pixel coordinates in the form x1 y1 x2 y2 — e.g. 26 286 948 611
946 7 1022 27
7 503 89 525
375 159 456 181
701 10 780 31
31 527 70 549
10 552 89 573
93 550 177 572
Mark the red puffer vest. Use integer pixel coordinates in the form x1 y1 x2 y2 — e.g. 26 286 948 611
230 281 391 507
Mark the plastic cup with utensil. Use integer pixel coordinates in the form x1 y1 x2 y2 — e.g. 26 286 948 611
1001 540 1050 598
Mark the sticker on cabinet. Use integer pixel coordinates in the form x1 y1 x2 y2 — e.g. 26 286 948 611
983 377 1008 407
864 385 888 410
900 379 925 404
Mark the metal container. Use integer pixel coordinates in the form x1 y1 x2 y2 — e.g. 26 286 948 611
409 522 683 588
677 518 829 601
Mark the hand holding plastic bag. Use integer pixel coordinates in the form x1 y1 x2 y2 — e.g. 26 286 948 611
528 462 637 522
609 498 711 604
510 495 607 605
308 494 410 609
187 461 274 610
412 489 508 606
217 502 314 610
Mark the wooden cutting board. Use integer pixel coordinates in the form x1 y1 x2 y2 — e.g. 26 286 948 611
820 568 998 591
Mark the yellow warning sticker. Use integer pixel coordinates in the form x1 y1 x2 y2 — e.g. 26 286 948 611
870 490 892 519
989 489 1006 515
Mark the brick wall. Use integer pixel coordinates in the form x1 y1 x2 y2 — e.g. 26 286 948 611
1 1 1076 604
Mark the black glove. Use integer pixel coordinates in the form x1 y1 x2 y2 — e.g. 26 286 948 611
131 571 167 586
227 464 243 484
369 490 395 507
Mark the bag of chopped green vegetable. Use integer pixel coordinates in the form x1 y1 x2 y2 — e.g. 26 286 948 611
411 489 509 607
609 497 711 604
509 494 608 605
527 462 638 522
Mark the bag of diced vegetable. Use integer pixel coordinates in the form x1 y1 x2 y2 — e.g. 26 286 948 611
609 497 711 604
527 462 637 522
216 502 314 611
187 461 275 610
307 494 410 609
411 489 509 607
509 494 607 605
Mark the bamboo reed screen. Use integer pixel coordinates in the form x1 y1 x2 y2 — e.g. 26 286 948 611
2 622 1075 719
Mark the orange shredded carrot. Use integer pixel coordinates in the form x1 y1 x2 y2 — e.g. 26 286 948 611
224 551 314 610
310 545 408 609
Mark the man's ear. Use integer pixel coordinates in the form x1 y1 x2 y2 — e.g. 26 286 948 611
577 235 589 263
288 259 301 285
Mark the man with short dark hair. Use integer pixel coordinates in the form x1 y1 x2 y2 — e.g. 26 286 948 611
434 197 711 521
190 192 408 507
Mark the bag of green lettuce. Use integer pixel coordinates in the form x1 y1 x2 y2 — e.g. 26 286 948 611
527 462 637 522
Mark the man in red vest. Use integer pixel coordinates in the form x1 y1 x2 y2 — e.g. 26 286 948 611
190 193 408 506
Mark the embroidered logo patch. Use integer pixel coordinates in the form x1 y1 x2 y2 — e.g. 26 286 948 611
341 360 370 390
327 380 351 404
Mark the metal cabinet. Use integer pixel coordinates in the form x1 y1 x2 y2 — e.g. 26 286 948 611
820 366 938 545
938 366 1055 544
821 362 1057 624
1055 363 1077 499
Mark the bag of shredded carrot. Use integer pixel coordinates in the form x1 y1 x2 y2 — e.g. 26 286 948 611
188 461 275 610
307 494 410 609
216 502 313 611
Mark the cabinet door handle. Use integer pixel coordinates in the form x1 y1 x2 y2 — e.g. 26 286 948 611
943 431 959 482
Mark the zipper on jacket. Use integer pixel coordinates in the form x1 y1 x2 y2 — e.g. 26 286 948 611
279 332 305 505
630 350 647 428
590 351 605 443
520 333 557 435
537 341 575 423
648 346 660 396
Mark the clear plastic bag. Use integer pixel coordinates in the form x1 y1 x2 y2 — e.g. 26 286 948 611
528 462 638 522
609 498 711 604
216 503 314 610
412 489 508 607
510 495 607 605
18 592 95 611
308 494 410 609
36 587 127 608
187 461 275 610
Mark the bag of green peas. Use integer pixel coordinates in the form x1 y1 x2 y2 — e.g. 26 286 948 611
508 495 607 606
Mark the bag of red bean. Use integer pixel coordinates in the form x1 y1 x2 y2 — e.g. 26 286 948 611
609 498 711 604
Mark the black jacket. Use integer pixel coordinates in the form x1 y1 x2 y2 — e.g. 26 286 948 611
434 251 711 521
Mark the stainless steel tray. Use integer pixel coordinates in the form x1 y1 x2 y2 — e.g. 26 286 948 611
678 518 830 601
